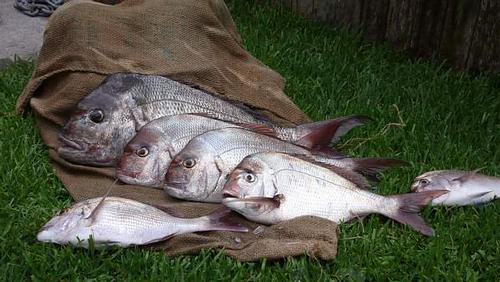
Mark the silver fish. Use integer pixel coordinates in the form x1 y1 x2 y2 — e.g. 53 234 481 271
165 127 405 203
221 152 447 236
59 73 272 166
411 170 500 206
116 114 370 188
37 196 247 248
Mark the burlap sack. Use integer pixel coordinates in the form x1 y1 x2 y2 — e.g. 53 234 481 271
16 0 338 261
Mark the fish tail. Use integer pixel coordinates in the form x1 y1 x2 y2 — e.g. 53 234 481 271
294 115 372 150
350 158 408 181
202 207 249 233
383 190 448 236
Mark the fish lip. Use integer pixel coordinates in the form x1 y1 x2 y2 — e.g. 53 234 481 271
221 196 239 204
222 190 240 198
58 134 85 151
164 181 188 190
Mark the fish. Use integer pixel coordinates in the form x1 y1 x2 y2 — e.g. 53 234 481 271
116 114 371 188
36 196 248 248
164 127 406 203
221 152 447 236
411 170 500 206
59 73 368 166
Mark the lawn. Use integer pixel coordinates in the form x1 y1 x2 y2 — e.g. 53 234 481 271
1 1 499 280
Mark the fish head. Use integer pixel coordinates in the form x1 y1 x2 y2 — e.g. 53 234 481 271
58 73 144 166
164 140 220 201
411 170 457 193
116 125 170 187
222 155 279 218
37 201 94 244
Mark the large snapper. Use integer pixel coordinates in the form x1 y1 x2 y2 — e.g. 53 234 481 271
59 73 367 166
411 170 500 206
37 196 247 248
116 114 369 188
222 152 447 236
165 127 406 203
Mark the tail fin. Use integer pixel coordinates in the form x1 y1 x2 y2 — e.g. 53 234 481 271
350 158 408 181
203 207 249 233
294 115 372 149
385 190 448 236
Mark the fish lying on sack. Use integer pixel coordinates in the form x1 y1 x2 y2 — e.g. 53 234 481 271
165 127 406 203
221 152 447 236
116 114 370 188
58 73 366 166
37 196 248 247
411 170 500 206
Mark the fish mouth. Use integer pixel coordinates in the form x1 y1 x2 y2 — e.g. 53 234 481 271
222 190 240 199
165 181 188 190
58 134 85 151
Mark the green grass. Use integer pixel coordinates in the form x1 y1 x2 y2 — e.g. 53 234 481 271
1 1 499 280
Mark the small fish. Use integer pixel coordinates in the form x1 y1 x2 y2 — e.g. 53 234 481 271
221 152 447 236
37 196 247 248
59 73 368 166
116 114 370 188
411 170 500 206
165 127 406 203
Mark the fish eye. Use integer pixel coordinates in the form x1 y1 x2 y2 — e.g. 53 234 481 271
419 179 430 186
244 173 256 183
136 147 149 157
182 158 196 168
89 109 104 123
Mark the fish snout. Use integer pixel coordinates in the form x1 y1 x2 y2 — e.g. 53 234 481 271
164 168 189 190
410 181 420 192
58 133 84 151
222 181 241 199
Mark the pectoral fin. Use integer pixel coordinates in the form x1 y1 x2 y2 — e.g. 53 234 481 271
229 195 283 211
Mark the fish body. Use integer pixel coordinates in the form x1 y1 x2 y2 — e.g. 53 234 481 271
58 73 272 166
117 114 369 188
222 152 446 236
411 170 500 206
165 127 405 203
37 196 247 247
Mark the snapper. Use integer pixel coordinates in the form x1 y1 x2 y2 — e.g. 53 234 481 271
37 196 247 248
222 152 447 236
411 170 500 206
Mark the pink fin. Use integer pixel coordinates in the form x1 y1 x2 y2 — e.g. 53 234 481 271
237 123 278 138
350 158 409 181
294 115 372 149
205 207 249 233
387 190 448 236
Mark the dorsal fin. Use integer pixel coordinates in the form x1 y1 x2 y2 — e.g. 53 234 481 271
236 123 278 138
288 154 371 189
85 179 117 221
451 168 483 184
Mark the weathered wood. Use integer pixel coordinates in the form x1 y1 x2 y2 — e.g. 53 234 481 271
272 0 500 73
